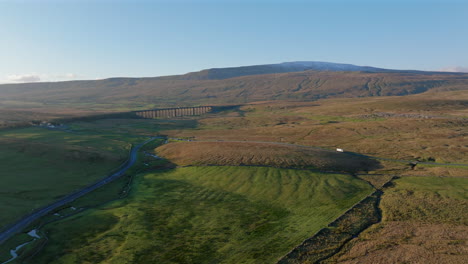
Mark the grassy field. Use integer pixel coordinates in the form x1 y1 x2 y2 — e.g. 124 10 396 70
0 127 169 263
0 138 169 263
29 166 373 264
327 177 468 263
67 118 197 137
0 126 149 230
156 141 381 172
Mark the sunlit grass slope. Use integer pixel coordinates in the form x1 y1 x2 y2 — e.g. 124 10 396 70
34 166 373 264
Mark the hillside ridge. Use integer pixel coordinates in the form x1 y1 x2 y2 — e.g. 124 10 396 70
0 61 467 111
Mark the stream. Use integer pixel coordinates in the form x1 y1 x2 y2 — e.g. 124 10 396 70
1 229 40 264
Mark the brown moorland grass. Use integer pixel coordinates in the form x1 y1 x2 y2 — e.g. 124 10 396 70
163 92 468 164
325 177 468 264
398 165 468 178
325 222 468 264
155 141 381 172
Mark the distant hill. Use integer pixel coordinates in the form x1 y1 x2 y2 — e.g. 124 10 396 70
0 62 467 113
175 61 394 80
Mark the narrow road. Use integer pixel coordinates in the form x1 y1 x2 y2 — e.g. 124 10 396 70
0 137 158 245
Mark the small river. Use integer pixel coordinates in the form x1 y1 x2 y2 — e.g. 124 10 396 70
1 229 41 264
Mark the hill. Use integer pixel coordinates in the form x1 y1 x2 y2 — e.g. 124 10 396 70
0 61 467 125
175 61 394 80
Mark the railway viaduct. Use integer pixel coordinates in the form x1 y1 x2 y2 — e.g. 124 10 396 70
134 106 213 119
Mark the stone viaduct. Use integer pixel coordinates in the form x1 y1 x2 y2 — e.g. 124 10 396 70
134 106 212 119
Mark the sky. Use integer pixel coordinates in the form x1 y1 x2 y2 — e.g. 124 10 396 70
0 0 467 83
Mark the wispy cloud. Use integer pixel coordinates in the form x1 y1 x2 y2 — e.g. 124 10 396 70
438 66 468 73
2 73 83 83
7 74 41 83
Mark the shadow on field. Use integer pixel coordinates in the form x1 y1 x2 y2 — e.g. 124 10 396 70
320 151 383 173
278 190 383 264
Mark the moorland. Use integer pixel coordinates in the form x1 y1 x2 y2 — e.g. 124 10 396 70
0 62 466 263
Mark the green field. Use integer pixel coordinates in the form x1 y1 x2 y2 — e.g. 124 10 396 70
67 118 197 137
0 126 148 230
31 166 373 264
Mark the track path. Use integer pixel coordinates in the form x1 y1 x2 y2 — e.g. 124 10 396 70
0 137 158 245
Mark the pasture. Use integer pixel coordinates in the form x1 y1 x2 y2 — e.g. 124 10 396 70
31 166 373 264
0 126 145 230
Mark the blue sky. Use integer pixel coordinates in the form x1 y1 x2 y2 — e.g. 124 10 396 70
1 0 467 83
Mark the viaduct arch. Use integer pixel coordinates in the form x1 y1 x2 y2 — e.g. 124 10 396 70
134 106 212 119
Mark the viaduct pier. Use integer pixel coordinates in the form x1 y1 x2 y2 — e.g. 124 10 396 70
134 106 212 119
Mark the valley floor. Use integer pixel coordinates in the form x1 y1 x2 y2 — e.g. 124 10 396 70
1 91 467 263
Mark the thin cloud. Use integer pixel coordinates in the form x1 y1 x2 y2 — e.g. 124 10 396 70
7 74 41 83
438 66 468 73
3 73 82 83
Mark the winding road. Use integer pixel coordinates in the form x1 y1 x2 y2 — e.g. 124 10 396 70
0 137 157 245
